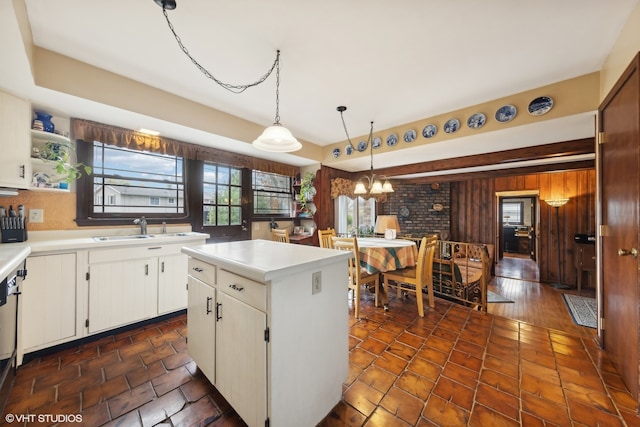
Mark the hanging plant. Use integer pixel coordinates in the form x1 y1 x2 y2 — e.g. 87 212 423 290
299 172 316 212
39 140 92 183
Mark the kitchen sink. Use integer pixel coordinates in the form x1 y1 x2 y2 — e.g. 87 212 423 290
92 234 156 242
92 232 196 242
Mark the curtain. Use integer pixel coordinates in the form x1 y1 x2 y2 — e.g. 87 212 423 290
330 177 387 202
71 118 298 176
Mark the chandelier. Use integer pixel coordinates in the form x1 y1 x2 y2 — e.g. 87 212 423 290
336 106 393 194
153 0 301 152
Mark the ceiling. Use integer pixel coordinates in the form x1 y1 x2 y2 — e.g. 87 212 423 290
1 0 637 174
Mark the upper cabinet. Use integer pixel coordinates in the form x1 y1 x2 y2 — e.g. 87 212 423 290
0 91 31 189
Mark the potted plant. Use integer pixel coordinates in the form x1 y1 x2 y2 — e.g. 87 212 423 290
299 172 316 214
38 140 92 183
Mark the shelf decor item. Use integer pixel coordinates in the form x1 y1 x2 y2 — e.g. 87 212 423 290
38 140 92 183
299 171 316 214
33 112 55 133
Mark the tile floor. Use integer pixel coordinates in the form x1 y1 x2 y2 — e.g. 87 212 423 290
4 292 640 426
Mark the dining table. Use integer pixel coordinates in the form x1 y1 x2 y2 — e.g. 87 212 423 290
356 237 419 309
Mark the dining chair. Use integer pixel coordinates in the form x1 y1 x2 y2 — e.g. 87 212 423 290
331 236 380 319
271 228 290 243
382 236 437 317
318 228 336 248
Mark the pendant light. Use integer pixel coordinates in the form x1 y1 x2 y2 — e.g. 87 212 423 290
154 1 301 152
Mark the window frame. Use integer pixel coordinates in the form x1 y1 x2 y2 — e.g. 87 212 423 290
251 170 294 219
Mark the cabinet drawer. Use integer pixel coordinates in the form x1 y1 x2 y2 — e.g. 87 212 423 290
218 269 266 312
188 257 216 285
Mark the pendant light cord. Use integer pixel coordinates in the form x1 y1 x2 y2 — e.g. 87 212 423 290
161 6 279 94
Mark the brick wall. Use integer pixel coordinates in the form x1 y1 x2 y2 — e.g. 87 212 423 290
382 182 451 239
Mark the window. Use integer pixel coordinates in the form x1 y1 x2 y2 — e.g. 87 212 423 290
252 171 292 216
91 142 185 217
203 163 242 226
335 195 376 236
503 201 523 225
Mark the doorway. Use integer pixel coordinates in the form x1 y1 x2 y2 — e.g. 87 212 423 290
495 191 540 281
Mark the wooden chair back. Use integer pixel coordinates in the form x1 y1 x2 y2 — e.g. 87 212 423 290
271 228 290 243
318 229 336 248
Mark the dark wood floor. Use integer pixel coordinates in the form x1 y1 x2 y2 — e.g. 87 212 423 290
5 258 637 426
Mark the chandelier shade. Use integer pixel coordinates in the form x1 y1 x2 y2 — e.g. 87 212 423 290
252 124 301 152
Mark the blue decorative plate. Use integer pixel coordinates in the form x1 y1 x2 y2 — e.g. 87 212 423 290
372 136 382 149
386 133 398 147
357 140 368 152
495 105 517 123
332 147 341 158
528 96 553 116
467 113 486 129
403 129 417 143
422 124 437 138
345 144 354 156
444 119 460 134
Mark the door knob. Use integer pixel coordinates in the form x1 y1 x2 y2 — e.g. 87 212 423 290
617 248 638 259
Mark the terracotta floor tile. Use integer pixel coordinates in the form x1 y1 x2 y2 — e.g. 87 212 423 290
108 381 156 419
423 394 469 426
126 360 167 389
7 291 640 427
479 368 519 397
468 403 520 427
432 376 475 411
474 382 519 421
395 370 436 400
138 388 186 426
82 375 129 410
380 386 424 425
359 365 396 395
151 365 192 396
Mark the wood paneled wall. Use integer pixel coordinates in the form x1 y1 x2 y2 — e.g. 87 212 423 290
451 169 597 285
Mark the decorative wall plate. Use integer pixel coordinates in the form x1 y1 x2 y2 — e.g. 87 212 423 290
432 203 444 212
399 206 410 218
403 129 417 143
422 124 437 138
444 119 460 134
467 113 486 129
372 136 382 149
528 96 554 115
357 140 368 152
332 147 341 158
495 104 517 123
345 144 354 155
386 133 398 147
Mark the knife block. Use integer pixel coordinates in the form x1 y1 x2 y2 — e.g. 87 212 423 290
0 218 28 243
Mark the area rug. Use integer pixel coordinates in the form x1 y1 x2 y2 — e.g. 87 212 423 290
487 290 513 303
562 294 597 328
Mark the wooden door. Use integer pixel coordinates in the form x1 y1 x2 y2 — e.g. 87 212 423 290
600 53 640 403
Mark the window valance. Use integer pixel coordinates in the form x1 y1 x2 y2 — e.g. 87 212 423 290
71 118 298 176
331 177 387 202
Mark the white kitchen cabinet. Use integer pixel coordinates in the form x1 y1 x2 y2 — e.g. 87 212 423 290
216 280 267 427
158 253 188 315
186 274 216 382
21 253 79 351
88 256 157 334
0 90 31 189
183 240 350 427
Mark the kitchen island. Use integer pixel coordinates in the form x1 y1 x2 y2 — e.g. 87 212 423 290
182 239 351 427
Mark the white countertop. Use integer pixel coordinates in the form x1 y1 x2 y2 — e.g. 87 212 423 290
0 244 30 279
182 239 351 283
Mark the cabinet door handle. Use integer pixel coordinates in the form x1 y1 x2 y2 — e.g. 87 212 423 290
206 296 213 314
229 283 244 292
215 302 222 321
145 264 149 275
193 267 203 273
161 261 165 273
19 165 25 178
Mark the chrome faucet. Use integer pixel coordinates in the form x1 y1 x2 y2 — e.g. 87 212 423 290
133 216 148 235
